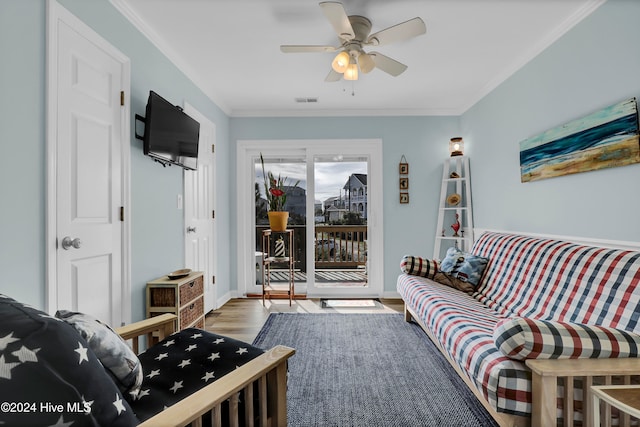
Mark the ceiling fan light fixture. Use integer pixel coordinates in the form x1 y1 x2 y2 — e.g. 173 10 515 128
358 52 375 74
344 62 358 81
331 51 350 73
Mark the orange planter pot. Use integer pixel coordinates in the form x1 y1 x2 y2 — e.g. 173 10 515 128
268 211 289 231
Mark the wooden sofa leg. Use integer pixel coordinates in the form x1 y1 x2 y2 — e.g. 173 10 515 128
404 305 412 322
531 371 556 427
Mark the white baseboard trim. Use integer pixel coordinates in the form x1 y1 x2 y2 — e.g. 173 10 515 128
216 291 234 310
382 291 401 299
474 228 640 252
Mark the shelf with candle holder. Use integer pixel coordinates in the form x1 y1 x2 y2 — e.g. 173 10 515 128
433 139 474 259
261 229 295 306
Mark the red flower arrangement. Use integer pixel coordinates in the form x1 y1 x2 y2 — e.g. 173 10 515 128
260 153 300 212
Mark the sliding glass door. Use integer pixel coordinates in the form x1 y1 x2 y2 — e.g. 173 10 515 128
254 155 308 293
313 156 369 291
237 140 383 299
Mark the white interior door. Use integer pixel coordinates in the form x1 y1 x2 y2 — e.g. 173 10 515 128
47 1 130 326
183 103 216 313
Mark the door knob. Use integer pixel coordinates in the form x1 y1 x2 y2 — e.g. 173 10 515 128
61 236 81 250
186 226 196 233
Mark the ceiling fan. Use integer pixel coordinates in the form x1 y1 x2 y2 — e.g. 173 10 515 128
280 1 426 82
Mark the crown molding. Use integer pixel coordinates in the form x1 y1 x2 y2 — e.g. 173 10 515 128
229 107 462 118
460 0 606 113
111 0 605 119
109 0 232 115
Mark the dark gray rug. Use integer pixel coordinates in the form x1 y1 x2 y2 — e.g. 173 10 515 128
252 313 499 427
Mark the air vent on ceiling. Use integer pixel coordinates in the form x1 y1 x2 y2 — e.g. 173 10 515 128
295 97 319 103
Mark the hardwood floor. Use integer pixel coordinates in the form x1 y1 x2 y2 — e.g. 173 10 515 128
204 298 404 343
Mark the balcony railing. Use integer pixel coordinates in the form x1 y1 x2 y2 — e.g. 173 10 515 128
256 224 367 272
314 225 367 268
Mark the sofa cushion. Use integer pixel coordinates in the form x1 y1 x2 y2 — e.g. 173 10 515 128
494 317 640 360
397 274 530 415
470 232 640 330
129 327 265 422
400 255 438 279
439 247 488 289
56 310 143 397
0 294 138 426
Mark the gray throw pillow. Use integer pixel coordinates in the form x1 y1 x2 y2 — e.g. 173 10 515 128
56 310 143 398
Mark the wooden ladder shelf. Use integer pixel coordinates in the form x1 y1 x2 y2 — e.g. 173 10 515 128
433 156 474 259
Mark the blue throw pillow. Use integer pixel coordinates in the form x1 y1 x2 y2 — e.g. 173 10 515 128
439 247 489 288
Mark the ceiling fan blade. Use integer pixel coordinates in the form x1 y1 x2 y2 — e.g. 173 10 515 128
280 45 338 53
366 17 426 46
325 68 342 82
319 1 355 41
369 52 408 76
358 52 376 74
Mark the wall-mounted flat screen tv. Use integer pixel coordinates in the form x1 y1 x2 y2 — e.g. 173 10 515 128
142 91 200 170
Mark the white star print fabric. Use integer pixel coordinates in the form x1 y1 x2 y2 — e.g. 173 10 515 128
129 328 265 423
0 294 138 426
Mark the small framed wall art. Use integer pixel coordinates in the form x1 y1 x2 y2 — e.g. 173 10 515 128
399 155 409 204
399 162 409 174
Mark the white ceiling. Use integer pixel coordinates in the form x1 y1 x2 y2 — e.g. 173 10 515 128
112 0 604 117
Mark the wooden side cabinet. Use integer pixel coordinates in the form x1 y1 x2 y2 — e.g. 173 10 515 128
146 271 205 332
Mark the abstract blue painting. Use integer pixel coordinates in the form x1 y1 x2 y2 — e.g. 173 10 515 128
520 98 639 182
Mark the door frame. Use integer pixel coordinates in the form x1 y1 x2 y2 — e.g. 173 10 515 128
236 139 383 299
45 0 131 322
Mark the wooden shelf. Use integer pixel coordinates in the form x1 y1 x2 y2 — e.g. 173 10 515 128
434 156 474 259
264 256 290 263
261 230 294 306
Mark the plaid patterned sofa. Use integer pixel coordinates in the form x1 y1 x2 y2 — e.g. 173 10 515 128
397 231 640 424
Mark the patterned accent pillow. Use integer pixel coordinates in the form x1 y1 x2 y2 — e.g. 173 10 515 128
0 294 138 426
432 272 475 293
493 317 640 360
438 247 488 288
400 255 438 279
56 310 143 397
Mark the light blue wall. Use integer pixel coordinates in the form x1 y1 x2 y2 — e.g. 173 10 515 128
2 0 637 314
461 0 640 242
1 0 48 308
0 0 231 321
229 116 460 294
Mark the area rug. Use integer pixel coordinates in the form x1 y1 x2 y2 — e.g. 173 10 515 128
252 313 499 427
320 298 382 309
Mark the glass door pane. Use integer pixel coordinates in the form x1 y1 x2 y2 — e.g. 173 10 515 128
313 157 368 290
254 156 307 294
